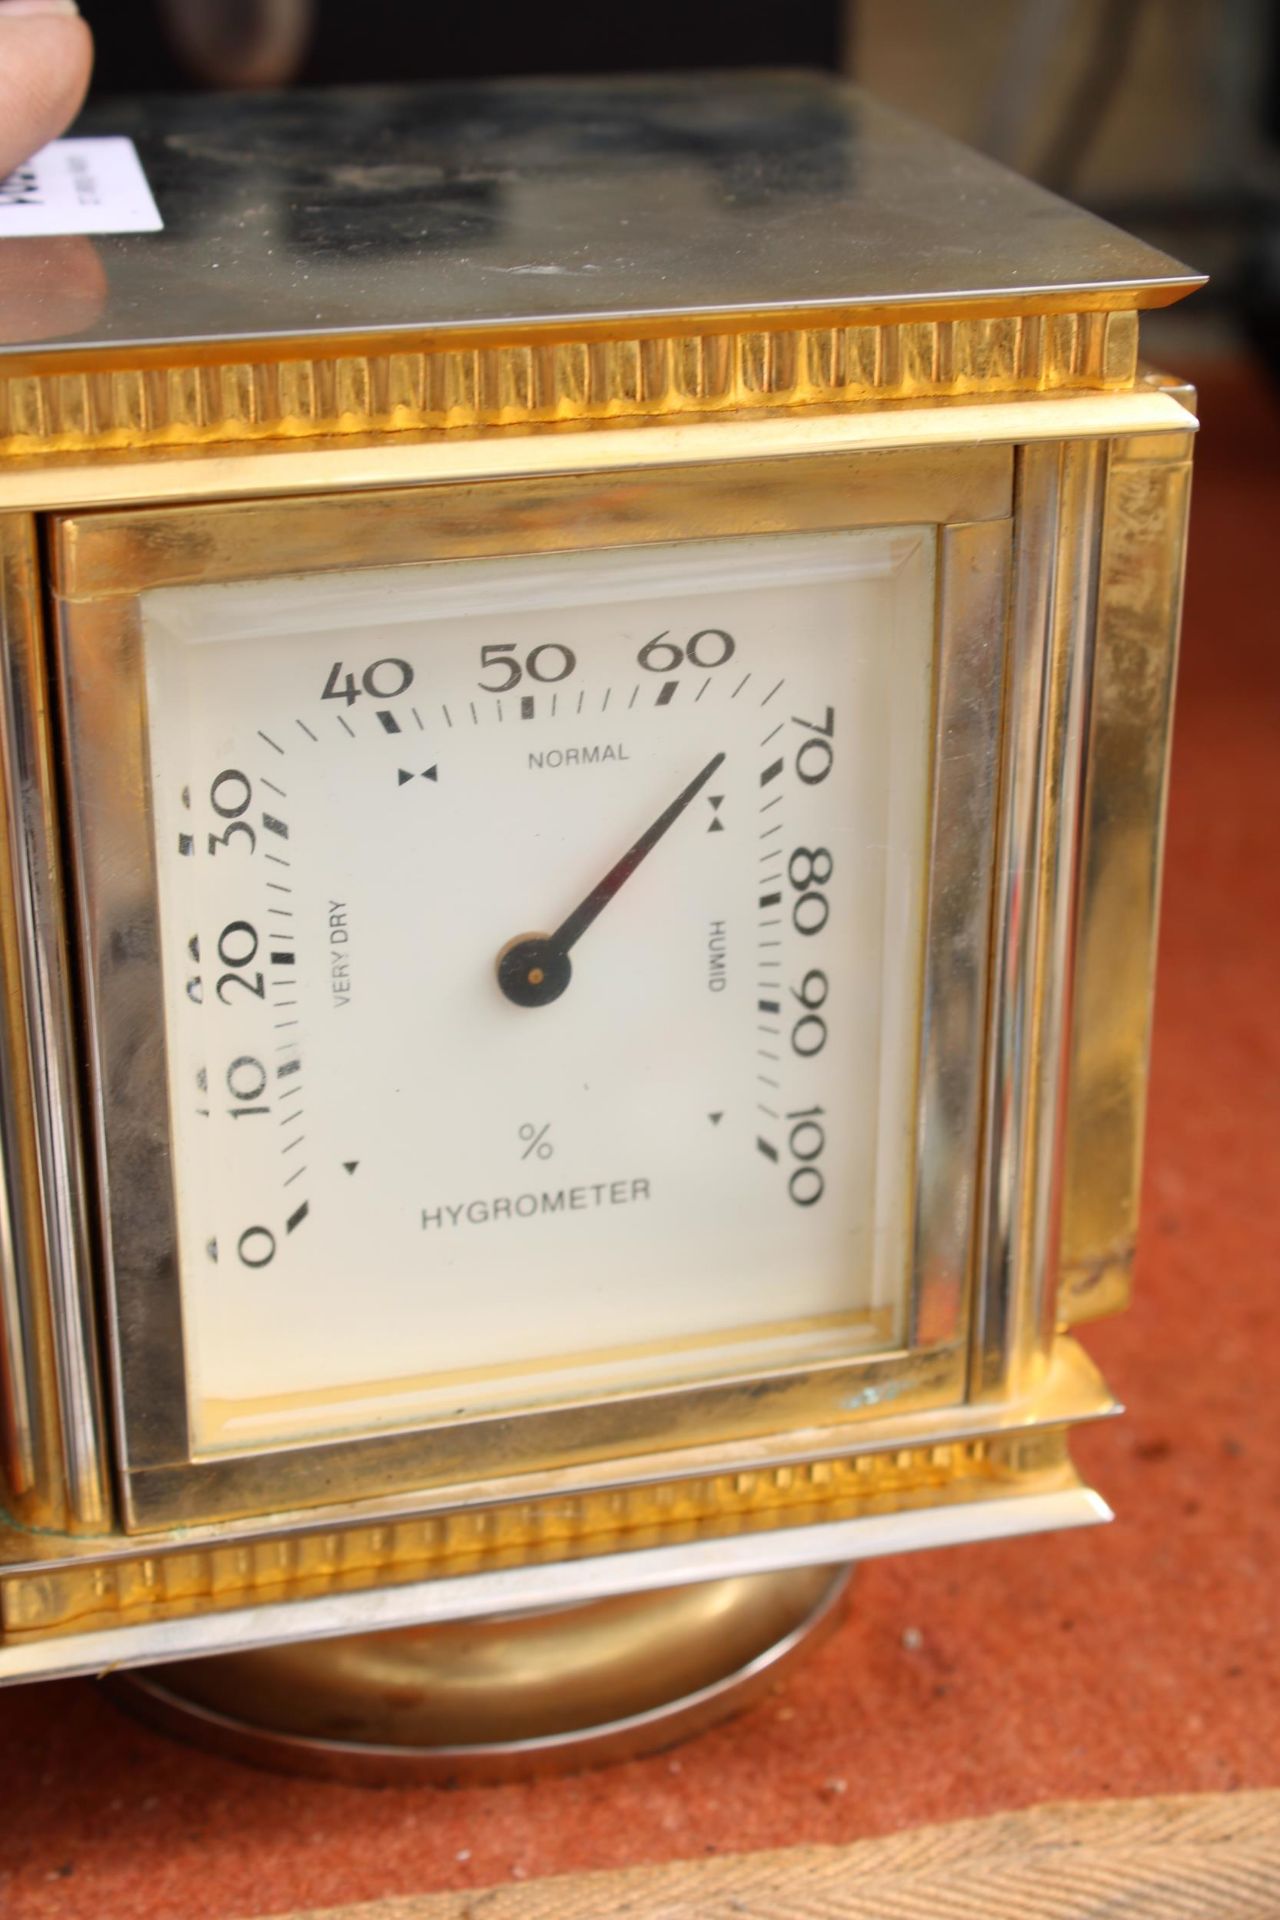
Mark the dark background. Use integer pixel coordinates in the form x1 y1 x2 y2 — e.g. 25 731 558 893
82 1 843 91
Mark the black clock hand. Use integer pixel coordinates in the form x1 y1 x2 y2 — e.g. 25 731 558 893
552 749 726 952
496 750 725 1008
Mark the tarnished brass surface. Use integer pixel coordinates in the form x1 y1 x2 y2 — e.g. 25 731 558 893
912 516 1009 1346
53 444 1013 601
0 1335 1113 1644
0 519 50 1518
107 1566 848 1782
0 1441 995 1639
0 77 1199 377
52 439 1013 1531
972 438 1107 1404
1058 387 1194 1324
0 1339 1113 1683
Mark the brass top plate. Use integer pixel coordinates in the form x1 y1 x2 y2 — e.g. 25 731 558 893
0 75 1201 369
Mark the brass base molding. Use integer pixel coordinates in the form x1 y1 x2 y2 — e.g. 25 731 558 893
106 1564 848 1785
279 1791 1280 1919
1 1335 1113 1684
0 309 1137 458
0 1427 1073 1643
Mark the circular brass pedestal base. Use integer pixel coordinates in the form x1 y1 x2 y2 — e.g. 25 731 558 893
109 1564 849 1785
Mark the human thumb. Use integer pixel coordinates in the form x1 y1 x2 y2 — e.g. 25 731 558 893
0 2 94 182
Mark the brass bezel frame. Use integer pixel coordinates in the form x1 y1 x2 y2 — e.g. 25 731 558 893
54 443 1012 1530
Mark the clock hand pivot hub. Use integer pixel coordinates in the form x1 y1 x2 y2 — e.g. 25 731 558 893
496 751 725 1009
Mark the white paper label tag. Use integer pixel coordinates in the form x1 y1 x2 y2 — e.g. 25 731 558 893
0 137 163 238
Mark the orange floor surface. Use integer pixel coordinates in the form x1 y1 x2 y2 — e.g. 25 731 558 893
0 363 1277 1920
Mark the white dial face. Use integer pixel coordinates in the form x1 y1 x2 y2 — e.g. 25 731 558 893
142 527 936 1454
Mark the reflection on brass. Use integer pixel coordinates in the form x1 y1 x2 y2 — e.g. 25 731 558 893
912 517 1010 1346
108 1565 848 1782
3 1424 1079 1640
0 516 107 1531
0 1335 1112 1650
0 310 1139 459
53 445 1013 602
973 439 1106 1404
0 389 1193 525
0 240 107 350
1059 384 1194 1323
53 445 1009 1531
195 1306 897 1455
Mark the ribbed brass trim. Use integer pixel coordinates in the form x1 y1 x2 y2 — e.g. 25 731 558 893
0 311 1138 457
0 1430 1068 1638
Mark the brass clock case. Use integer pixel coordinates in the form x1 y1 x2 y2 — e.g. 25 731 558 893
0 82 1197 1766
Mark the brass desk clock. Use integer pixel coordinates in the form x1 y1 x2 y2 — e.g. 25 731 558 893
0 76 1199 1778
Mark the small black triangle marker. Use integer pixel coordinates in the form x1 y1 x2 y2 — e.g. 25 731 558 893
708 1112 723 1125
708 817 725 832
422 766 438 781
709 794 724 809
397 769 413 786
343 1161 359 1174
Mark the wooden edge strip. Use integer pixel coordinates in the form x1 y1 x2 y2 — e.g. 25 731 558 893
282 1790 1280 1920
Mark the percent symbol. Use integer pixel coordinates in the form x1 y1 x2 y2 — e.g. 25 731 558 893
519 1122 554 1161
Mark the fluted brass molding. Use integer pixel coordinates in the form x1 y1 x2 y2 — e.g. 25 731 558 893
0 310 1138 458
0 1428 1073 1639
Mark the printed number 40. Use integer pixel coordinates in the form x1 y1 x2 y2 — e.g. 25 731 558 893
322 659 414 705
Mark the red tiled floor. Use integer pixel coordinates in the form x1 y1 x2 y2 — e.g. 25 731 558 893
0 362 1276 1920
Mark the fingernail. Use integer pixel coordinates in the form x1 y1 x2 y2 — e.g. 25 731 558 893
0 1 82 15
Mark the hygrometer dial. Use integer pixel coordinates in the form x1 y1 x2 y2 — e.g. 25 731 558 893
143 528 935 1452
